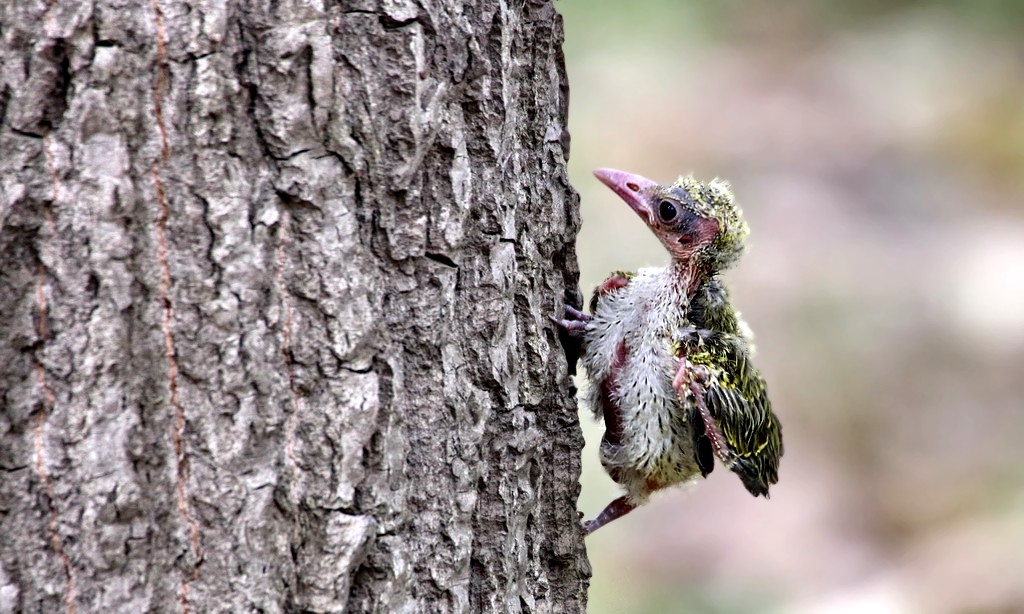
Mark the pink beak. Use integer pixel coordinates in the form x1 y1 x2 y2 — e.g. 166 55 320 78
593 168 659 223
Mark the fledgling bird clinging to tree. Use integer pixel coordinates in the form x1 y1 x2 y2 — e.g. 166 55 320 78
553 168 783 535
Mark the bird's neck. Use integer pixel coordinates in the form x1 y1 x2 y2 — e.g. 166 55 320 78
668 258 710 299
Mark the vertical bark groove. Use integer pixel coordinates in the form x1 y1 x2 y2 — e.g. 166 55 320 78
147 1 203 606
33 131 77 614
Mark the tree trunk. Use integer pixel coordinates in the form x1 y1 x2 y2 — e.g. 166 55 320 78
0 1 588 612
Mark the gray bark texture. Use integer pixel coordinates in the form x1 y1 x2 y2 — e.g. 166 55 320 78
0 0 589 612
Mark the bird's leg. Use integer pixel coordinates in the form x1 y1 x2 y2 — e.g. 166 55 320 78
583 495 636 536
671 357 709 396
673 358 731 461
550 304 592 338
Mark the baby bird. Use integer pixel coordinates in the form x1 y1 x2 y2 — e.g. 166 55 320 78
555 168 783 534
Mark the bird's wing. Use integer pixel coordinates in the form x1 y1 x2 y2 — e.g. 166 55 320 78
677 336 783 497
702 369 783 497
589 270 634 314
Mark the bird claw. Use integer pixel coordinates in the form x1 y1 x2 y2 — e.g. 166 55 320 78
692 364 710 384
672 359 710 396
551 304 592 338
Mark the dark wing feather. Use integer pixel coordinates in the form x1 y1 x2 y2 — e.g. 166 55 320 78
704 366 783 496
676 276 783 496
688 402 716 478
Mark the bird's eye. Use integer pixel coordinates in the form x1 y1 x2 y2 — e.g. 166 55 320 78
658 200 677 222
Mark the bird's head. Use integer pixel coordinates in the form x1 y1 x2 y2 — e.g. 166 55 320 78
593 168 749 273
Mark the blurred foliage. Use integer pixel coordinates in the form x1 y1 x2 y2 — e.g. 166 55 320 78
563 0 1024 42
558 0 1024 612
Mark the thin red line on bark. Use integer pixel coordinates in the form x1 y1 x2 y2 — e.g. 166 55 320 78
151 164 199 555
179 579 190 613
149 1 201 610
35 135 78 614
35 263 51 339
151 0 169 160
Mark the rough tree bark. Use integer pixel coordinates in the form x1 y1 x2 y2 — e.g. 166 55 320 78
0 1 588 612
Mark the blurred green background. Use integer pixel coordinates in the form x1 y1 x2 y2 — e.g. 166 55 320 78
559 1 1024 612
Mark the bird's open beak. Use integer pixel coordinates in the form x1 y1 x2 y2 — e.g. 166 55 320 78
593 168 658 223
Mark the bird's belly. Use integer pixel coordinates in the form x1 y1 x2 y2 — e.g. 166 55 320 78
582 325 700 495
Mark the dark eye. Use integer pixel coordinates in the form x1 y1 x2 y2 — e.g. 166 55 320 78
658 200 677 222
